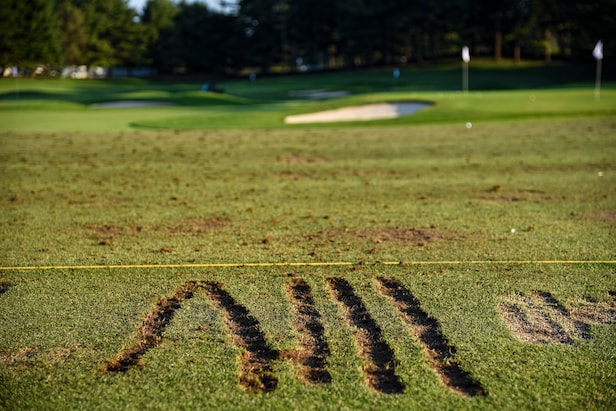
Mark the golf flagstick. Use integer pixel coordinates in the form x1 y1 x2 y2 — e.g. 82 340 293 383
593 40 603 101
462 46 470 94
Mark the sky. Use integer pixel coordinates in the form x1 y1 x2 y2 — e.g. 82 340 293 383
127 0 236 14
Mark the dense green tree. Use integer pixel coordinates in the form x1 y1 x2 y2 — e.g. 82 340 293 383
0 0 62 71
286 0 338 68
337 0 401 66
68 0 146 67
174 2 216 72
57 0 89 65
142 0 181 72
1 0 611 76
238 0 287 72
464 0 524 60
146 1 244 74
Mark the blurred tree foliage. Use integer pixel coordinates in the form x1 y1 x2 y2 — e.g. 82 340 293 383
0 0 614 75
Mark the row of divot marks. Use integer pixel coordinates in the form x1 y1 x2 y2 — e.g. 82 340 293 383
104 277 485 396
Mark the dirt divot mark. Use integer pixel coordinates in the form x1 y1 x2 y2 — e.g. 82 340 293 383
84 217 228 240
569 295 616 325
0 347 38 365
500 291 579 344
204 281 279 393
377 277 486 397
498 291 613 344
355 227 461 245
105 281 198 372
285 278 332 384
168 217 230 234
0 282 9 295
304 226 463 249
328 277 404 394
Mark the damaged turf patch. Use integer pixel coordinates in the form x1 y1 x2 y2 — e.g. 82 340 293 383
168 217 230 234
285 278 332 384
587 211 616 222
500 291 616 344
569 295 616 324
203 281 279 393
84 217 229 241
0 347 38 365
355 227 461 246
105 281 198 372
328 277 404 394
277 154 329 164
377 277 486 397
305 226 462 250
0 282 10 295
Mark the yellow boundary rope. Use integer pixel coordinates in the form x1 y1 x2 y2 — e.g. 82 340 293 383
0 260 614 271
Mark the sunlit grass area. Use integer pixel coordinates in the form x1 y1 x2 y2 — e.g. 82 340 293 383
1 62 615 410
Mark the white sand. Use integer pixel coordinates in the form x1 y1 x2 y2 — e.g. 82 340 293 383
90 101 175 108
285 102 431 124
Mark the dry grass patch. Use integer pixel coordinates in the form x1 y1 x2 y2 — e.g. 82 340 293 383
0 347 38 365
84 217 229 241
305 226 462 249
500 291 616 345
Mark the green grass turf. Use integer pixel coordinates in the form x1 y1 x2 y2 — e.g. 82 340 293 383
0 60 614 131
0 265 614 410
0 62 615 409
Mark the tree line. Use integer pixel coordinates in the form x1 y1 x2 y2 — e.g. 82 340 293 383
1 0 613 76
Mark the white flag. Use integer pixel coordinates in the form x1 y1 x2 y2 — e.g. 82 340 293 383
462 46 470 63
593 40 603 61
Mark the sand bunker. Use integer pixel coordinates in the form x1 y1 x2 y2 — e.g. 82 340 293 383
285 102 431 124
90 101 175 109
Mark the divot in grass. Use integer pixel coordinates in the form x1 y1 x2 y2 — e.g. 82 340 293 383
285 278 332 384
203 281 279 393
328 277 405 394
500 291 616 344
0 282 9 295
376 277 486 397
105 281 199 372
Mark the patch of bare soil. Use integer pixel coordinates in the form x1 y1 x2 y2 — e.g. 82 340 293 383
356 227 460 245
589 211 616 222
203 282 279 393
168 217 230 234
0 347 38 365
105 281 198 372
479 187 554 203
277 154 329 164
328 277 404 394
86 224 127 236
85 217 229 241
47 344 80 364
285 278 331 384
377 277 486 397
568 295 616 325
500 290 616 345
305 226 461 249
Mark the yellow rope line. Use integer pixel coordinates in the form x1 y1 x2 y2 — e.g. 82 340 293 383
0 260 614 271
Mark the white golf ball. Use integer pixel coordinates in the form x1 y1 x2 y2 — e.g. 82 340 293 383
465 122 472 129
510 228 516 233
